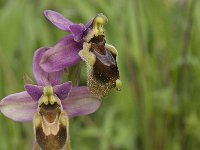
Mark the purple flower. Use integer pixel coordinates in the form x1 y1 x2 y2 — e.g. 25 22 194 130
0 47 101 149
41 10 122 97
0 47 101 122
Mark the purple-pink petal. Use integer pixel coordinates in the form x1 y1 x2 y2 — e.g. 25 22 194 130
33 47 62 86
40 35 83 72
54 82 72 100
25 84 43 101
85 19 93 29
82 19 94 38
62 86 102 117
69 24 85 42
0 91 37 122
44 10 74 32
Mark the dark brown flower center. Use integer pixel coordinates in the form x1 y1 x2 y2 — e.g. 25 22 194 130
89 35 119 84
39 103 61 123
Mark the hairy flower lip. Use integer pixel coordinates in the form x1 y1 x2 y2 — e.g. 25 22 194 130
38 101 61 124
79 22 121 97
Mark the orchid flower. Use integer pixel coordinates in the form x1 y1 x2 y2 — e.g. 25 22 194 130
40 10 122 97
0 47 101 150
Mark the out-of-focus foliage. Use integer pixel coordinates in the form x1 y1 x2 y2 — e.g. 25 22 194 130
0 0 200 149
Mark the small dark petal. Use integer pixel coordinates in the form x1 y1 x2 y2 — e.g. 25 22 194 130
25 84 43 101
54 82 72 100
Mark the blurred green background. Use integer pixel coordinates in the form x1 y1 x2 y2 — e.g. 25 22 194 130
0 0 200 149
